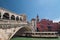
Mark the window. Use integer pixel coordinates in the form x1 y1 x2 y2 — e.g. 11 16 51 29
47 26 52 31
37 28 39 32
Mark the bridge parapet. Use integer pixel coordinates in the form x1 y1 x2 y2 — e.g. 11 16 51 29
0 19 27 24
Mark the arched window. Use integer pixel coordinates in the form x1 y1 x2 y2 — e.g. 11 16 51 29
11 15 15 20
20 17 22 21
16 16 19 21
3 13 9 20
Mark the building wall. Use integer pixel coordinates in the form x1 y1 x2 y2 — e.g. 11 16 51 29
31 19 37 32
37 19 59 32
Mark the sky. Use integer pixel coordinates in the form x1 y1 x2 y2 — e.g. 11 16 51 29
0 0 60 22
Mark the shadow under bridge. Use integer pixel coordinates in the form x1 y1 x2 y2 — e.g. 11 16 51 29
12 26 32 37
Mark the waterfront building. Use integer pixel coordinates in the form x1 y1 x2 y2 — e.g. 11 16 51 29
31 18 37 31
31 15 59 32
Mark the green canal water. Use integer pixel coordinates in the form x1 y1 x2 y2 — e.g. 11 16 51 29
11 37 60 40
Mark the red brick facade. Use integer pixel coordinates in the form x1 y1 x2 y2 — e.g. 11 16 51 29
37 19 59 32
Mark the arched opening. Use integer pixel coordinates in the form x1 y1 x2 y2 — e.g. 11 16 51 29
20 17 22 21
0 12 1 19
11 15 15 20
12 27 32 38
16 16 19 21
3 13 9 20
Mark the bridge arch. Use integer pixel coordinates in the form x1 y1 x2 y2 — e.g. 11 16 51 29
16 16 19 21
11 26 32 39
3 13 10 20
11 15 15 20
20 17 23 21
0 12 1 19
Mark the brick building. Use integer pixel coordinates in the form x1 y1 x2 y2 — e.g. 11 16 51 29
37 19 59 32
31 15 60 32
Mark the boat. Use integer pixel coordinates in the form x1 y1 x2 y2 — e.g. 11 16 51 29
24 32 59 38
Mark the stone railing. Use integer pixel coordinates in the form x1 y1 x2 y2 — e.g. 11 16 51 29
0 19 27 24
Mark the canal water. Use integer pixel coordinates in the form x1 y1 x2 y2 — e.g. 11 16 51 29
11 37 60 40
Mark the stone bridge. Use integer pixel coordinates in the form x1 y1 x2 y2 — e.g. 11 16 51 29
0 7 34 40
0 19 33 40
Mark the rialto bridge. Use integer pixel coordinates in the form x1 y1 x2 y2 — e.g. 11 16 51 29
0 7 34 40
